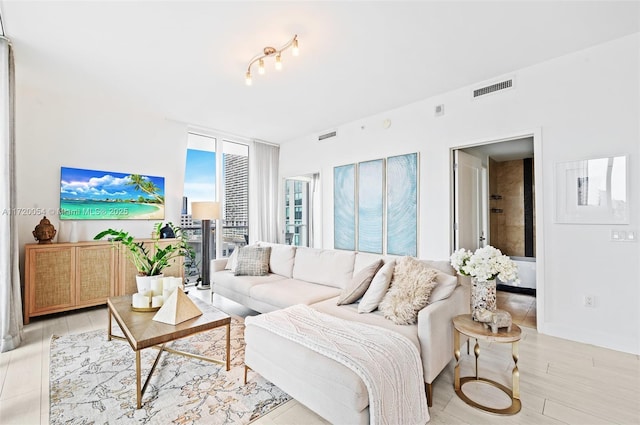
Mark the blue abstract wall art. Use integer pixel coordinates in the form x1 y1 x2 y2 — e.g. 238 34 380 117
358 159 384 254
333 164 356 250
386 153 418 256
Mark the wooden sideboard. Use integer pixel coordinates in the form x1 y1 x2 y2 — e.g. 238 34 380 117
24 239 184 324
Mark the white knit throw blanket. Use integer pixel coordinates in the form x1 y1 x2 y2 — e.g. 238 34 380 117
245 304 429 425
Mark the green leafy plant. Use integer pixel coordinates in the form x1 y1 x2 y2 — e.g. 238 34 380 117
94 222 194 276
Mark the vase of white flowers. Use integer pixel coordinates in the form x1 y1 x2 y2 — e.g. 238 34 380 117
450 246 519 321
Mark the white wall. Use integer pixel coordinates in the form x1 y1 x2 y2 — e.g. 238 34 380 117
279 34 640 354
15 83 189 262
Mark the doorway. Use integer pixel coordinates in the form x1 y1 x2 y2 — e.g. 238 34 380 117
452 135 539 329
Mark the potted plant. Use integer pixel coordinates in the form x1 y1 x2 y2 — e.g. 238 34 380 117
94 222 194 291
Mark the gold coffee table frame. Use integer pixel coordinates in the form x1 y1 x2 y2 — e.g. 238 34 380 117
107 295 231 409
453 314 522 415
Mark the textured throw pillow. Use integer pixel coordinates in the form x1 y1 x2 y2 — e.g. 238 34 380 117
234 246 272 276
379 257 438 325
358 260 396 313
337 260 383 305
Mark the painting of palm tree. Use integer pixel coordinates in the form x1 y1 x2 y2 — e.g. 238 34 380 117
127 174 165 203
60 167 165 220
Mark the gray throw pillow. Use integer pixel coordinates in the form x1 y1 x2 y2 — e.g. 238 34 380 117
234 246 272 276
337 260 383 305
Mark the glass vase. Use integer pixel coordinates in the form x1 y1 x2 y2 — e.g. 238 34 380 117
471 277 497 321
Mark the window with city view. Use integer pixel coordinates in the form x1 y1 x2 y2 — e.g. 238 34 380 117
183 132 249 281
284 178 310 246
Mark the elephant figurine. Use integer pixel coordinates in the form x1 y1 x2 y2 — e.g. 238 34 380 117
476 308 512 334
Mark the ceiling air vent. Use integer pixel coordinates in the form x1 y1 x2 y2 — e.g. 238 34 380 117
472 78 514 99
318 130 337 141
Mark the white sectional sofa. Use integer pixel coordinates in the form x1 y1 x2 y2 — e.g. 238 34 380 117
211 242 469 424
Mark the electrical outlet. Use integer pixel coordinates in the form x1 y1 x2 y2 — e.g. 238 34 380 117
584 295 595 308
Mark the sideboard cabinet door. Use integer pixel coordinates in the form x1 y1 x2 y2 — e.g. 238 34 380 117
26 245 75 320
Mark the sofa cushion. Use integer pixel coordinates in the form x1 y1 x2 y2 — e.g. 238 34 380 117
379 257 438 325
353 252 389 274
311 296 420 349
358 260 396 313
235 246 272 276
419 259 457 276
212 270 288 296
292 247 356 289
337 260 383 305
257 242 296 278
249 279 342 309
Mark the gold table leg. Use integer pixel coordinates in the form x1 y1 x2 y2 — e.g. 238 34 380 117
136 351 142 409
226 322 231 371
454 336 521 415
512 340 520 400
454 328 461 391
107 308 112 341
473 338 480 380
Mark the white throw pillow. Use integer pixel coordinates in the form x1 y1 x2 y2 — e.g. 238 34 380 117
429 271 458 303
337 260 383 305
379 257 438 325
358 260 396 313
224 247 240 272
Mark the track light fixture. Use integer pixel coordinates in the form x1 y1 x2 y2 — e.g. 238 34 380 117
245 35 299 86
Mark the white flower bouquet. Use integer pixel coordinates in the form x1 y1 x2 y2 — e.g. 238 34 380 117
450 245 519 283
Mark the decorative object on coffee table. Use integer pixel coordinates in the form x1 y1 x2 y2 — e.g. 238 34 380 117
153 287 203 325
450 245 519 320
32 216 56 243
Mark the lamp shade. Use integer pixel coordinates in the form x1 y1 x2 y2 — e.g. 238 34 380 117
191 201 220 220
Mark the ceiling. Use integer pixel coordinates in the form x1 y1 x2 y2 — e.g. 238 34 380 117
1 1 638 144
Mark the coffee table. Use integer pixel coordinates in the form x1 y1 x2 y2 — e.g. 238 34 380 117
107 294 231 409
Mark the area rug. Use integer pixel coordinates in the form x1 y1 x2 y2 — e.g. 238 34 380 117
50 318 291 424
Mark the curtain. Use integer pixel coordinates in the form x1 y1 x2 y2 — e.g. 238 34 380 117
308 173 320 248
248 141 280 243
0 37 23 352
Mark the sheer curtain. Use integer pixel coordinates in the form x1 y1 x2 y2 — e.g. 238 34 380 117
0 37 23 352
248 141 280 243
308 173 320 248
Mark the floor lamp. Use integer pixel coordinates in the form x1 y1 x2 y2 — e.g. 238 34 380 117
191 201 220 290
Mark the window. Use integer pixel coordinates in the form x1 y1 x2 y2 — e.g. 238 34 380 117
284 177 310 246
183 132 249 282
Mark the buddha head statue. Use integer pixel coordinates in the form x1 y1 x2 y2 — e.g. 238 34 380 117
33 216 56 244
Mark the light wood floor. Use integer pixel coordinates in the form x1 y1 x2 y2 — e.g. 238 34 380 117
1 290 638 425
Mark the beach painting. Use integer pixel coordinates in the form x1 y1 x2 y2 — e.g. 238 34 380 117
60 167 165 220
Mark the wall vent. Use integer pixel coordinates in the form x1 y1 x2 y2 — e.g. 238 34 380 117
472 78 514 98
318 130 337 141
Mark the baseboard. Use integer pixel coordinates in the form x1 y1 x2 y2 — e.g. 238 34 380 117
497 284 536 297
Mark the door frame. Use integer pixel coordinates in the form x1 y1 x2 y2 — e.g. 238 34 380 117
450 128 545 331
